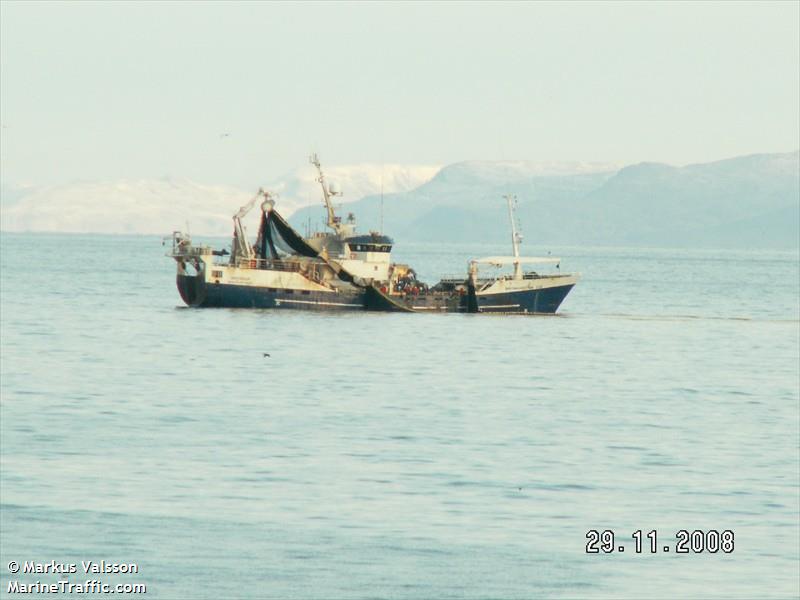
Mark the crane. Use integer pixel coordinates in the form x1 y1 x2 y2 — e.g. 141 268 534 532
232 188 274 262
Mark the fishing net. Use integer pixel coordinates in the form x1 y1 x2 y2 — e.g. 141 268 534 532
255 210 319 259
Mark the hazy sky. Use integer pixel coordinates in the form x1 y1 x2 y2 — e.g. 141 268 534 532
1 0 798 189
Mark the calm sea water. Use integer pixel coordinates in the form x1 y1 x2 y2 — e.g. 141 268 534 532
1 233 798 599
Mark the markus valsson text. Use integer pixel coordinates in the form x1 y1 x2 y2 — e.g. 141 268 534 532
21 560 139 574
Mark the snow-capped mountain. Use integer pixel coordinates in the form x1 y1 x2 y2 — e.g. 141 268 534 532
0 179 257 237
290 151 800 249
3 152 797 248
427 160 624 187
267 163 441 211
0 163 441 236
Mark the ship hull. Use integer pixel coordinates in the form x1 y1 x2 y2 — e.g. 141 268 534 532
403 283 576 314
473 283 575 314
177 275 365 311
177 275 574 314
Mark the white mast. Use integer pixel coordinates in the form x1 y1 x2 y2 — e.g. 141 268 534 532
309 153 344 235
504 194 523 280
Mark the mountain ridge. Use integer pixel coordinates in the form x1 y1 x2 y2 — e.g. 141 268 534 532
291 150 799 249
2 152 797 248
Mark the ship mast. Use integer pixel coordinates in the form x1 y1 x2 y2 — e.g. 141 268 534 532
309 153 344 235
504 194 523 280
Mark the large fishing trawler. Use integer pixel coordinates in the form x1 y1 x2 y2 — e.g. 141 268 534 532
166 155 578 314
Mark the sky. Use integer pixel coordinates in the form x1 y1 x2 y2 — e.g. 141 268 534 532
1 0 798 190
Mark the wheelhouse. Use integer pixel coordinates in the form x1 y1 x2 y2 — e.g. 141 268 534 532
345 234 393 255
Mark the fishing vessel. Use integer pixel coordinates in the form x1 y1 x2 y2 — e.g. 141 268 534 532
166 156 578 314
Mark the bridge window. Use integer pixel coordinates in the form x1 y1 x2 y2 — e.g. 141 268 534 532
350 243 392 253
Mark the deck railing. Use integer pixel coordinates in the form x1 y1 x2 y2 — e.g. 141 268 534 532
231 258 328 284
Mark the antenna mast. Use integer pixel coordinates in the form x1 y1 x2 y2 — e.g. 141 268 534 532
309 153 342 234
504 194 523 280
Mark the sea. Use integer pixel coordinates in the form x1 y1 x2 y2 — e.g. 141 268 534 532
1 232 798 599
